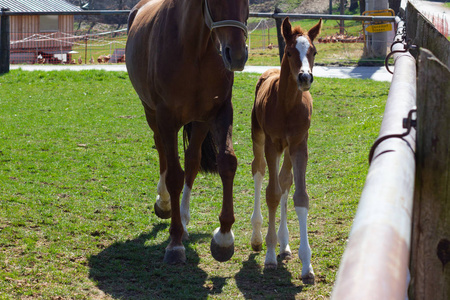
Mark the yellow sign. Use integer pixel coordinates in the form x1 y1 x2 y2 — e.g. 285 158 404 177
366 23 393 33
362 9 395 34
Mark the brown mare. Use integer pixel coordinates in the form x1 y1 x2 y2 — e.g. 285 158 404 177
125 0 248 264
250 17 322 284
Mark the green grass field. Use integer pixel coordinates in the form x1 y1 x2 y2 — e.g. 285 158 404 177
0 70 389 299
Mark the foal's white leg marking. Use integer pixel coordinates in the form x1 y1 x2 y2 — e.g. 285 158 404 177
295 206 314 278
156 171 171 210
296 36 311 74
180 184 191 238
212 227 234 247
278 190 291 255
251 172 264 249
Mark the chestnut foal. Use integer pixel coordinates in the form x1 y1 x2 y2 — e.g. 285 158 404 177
250 17 322 285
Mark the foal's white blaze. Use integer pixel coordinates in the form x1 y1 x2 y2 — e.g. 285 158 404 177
251 172 264 247
296 36 312 74
156 171 171 210
278 190 291 255
180 184 191 237
212 227 234 247
296 206 314 277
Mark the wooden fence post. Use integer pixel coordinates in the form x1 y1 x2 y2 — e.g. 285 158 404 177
0 8 10 74
411 48 450 300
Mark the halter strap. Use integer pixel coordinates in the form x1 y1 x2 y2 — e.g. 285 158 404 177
204 0 248 38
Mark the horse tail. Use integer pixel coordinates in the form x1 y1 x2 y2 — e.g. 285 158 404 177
183 123 218 174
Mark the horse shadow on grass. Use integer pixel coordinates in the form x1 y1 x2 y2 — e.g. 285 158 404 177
235 253 303 299
89 223 224 299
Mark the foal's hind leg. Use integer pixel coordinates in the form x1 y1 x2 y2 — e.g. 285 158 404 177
278 149 293 260
182 122 210 240
291 139 315 284
251 120 265 252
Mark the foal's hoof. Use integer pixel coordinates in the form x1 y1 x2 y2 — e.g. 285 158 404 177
302 273 315 285
210 238 234 262
154 202 171 219
163 246 186 265
278 251 293 261
251 243 262 252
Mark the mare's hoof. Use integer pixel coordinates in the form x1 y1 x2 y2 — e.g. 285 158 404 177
251 243 262 252
264 263 278 270
163 247 186 265
210 238 234 262
302 273 315 285
154 202 171 219
278 251 293 261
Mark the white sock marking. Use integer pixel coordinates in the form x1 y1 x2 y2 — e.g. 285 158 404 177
213 227 234 247
295 206 314 277
251 172 264 247
278 190 291 254
180 184 191 236
156 171 171 210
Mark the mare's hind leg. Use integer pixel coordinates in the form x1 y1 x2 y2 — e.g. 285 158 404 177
278 149 293 260
155 108 186 264
291 138 315 284
264 140 282 269
143 103 171 219
209 102 237 262
251 114 265 252
181 122 210 240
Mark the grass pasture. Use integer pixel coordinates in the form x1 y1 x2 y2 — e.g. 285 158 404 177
0 70 389 299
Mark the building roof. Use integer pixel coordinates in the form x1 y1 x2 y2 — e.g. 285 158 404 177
0 0 83 12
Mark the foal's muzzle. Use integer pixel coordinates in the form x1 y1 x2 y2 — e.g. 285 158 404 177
298 71 314 91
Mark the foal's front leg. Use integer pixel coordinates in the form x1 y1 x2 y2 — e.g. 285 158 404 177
291 140 315 284
264 142 282 269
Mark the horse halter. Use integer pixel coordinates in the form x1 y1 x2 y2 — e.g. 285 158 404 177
204 0 248 38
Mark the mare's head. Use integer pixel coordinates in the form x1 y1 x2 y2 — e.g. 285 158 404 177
204 0 249 71
282 17 322 92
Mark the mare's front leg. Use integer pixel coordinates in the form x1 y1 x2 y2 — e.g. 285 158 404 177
156 109 186 264
182 122 210 240
291 138 315 284
210 102 237 262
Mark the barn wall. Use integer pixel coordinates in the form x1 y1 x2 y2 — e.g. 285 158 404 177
10 15 74 50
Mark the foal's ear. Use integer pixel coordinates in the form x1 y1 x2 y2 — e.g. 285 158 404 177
308 18 322 42
282 17 292 41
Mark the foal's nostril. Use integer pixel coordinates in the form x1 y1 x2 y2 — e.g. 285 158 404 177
310 74 314 84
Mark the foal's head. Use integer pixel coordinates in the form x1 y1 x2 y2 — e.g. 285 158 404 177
204 0 249 71
282 17 322 92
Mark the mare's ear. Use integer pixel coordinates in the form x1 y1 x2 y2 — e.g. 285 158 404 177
308 18 322 42
281 17 292 41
